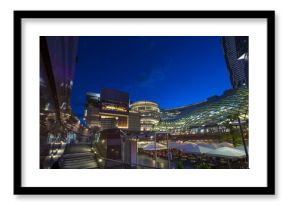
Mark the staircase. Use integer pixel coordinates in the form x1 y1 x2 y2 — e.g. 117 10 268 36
77 136 90 144
62 144 98 169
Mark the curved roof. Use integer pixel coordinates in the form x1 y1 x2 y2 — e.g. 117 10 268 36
155 87 248 130
130 100 159 107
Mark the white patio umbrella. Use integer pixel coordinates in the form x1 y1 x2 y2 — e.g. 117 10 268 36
137 141 151 148
197 142 218 149
179 144 214 154
143 143 167 151
236 145 249 152
217 142 234 148
168 142 183 149
207 147 246 158
182 141 197 145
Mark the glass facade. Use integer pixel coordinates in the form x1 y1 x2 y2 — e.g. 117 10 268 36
155 87 248 134
222 36 249 88
40 36 85 168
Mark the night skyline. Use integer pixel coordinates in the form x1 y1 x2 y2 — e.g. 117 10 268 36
71 36 231 119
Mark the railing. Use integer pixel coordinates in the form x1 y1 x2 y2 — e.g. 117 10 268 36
95 155 159 169
92 145 158 169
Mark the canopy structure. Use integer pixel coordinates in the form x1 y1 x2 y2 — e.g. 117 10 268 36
207 147 246 158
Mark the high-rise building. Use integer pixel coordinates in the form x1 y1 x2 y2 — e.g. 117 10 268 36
222 36 249 88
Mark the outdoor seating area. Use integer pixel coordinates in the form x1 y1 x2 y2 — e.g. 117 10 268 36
137 140 248 169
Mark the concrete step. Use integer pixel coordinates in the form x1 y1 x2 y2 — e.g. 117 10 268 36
64 159 96 165
62 152 93 158
62 144 99 169
63 163 98 169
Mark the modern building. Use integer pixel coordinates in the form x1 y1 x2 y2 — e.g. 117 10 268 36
130 101 160 131
155 87 248 134
100 117 118 130
128 111 141 131
100 88 129 130
84 92 101 128
40 36 84 168
222 36 249 88
84 88 130 131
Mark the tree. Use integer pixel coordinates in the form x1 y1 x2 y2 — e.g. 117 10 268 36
223 111 249 159
222 114 238 146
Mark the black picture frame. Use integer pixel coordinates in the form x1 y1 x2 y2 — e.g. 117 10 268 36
14 10 275 195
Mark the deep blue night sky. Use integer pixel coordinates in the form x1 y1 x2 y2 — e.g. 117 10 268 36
71 36 231 120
